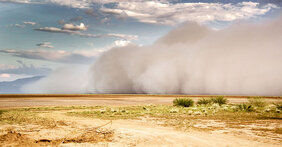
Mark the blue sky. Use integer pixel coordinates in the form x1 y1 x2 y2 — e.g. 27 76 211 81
0 0 281 81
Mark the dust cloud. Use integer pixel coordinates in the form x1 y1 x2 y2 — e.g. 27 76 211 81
24 17 282 96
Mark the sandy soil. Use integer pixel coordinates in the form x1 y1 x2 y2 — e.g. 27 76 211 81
0 95 281 146
0 94 280 108
0 110 280 147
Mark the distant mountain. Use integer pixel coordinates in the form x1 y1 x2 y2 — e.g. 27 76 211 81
0 76 43 94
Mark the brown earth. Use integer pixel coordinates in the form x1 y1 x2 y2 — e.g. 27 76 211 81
0 94 280 108
0 95 281 146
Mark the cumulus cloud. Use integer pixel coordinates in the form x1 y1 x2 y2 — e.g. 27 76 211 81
0 49 96 64
36 42 54 48
101 1 279 25
24 16 282 96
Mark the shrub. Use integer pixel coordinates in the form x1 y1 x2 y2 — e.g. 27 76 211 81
248 97 267 107
173 98 194 107
197 98 212 105
237 104 254 112
211 96 227 106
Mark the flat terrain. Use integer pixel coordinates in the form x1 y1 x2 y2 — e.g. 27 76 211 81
0 95 281 146
0 94 280 108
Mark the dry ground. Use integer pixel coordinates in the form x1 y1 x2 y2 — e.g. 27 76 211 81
0 95 281 146
0 94 280 108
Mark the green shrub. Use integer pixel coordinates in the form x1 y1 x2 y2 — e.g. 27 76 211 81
248 97 267 107
211 96 227 106
197 98 212 105
237 104 254 112
173 98 194 107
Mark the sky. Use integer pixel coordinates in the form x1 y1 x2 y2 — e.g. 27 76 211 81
0 0 281 82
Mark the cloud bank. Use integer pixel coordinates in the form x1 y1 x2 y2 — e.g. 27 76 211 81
0 49 96 64
23 17 282 96
101 1 278 25
2 1 279 26
0 60 51 76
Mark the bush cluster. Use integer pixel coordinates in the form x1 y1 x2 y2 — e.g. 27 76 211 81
211 96 228 106
197 98 212 105
173 98 194 107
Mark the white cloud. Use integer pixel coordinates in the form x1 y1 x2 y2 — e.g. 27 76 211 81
100 1 279 25
13 24 25 28
35 25 138 40
0 49 95 64
62 23 87 31
23 21 36 25
0 0 43 4
0 39 132 65
78 33 138 40
0 61 52 76
0 0 31 4
11 21 37 28
36 42 54 48
114 40 131 47
47 0 91 8
2 1 278 26
73 40 130 57
0 73 11 78
0 64 16 70
35 27 76 34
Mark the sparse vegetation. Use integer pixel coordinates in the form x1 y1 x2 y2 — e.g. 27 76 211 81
197 98 212 105
248 97 267 107
236 104 254 112
211 96 228 106
273 102 282 111
0 109 66 127
173 98 194 107
0 98 281 146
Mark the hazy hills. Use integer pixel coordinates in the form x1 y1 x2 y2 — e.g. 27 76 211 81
0 76 42 94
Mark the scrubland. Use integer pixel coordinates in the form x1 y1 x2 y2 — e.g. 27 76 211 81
0 96 281 146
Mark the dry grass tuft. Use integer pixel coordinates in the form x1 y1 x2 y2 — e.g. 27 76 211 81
0 110 67 128
62 128 114 144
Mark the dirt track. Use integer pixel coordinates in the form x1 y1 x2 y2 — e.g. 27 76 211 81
0 95 281 146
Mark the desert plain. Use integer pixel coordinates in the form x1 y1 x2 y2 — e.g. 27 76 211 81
0 94 281 147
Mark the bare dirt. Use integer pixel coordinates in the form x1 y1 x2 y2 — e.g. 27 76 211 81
0 95 281 146
0 110 281 147
0 94 280 108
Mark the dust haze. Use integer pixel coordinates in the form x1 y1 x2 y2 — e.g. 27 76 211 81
23 17 282 96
